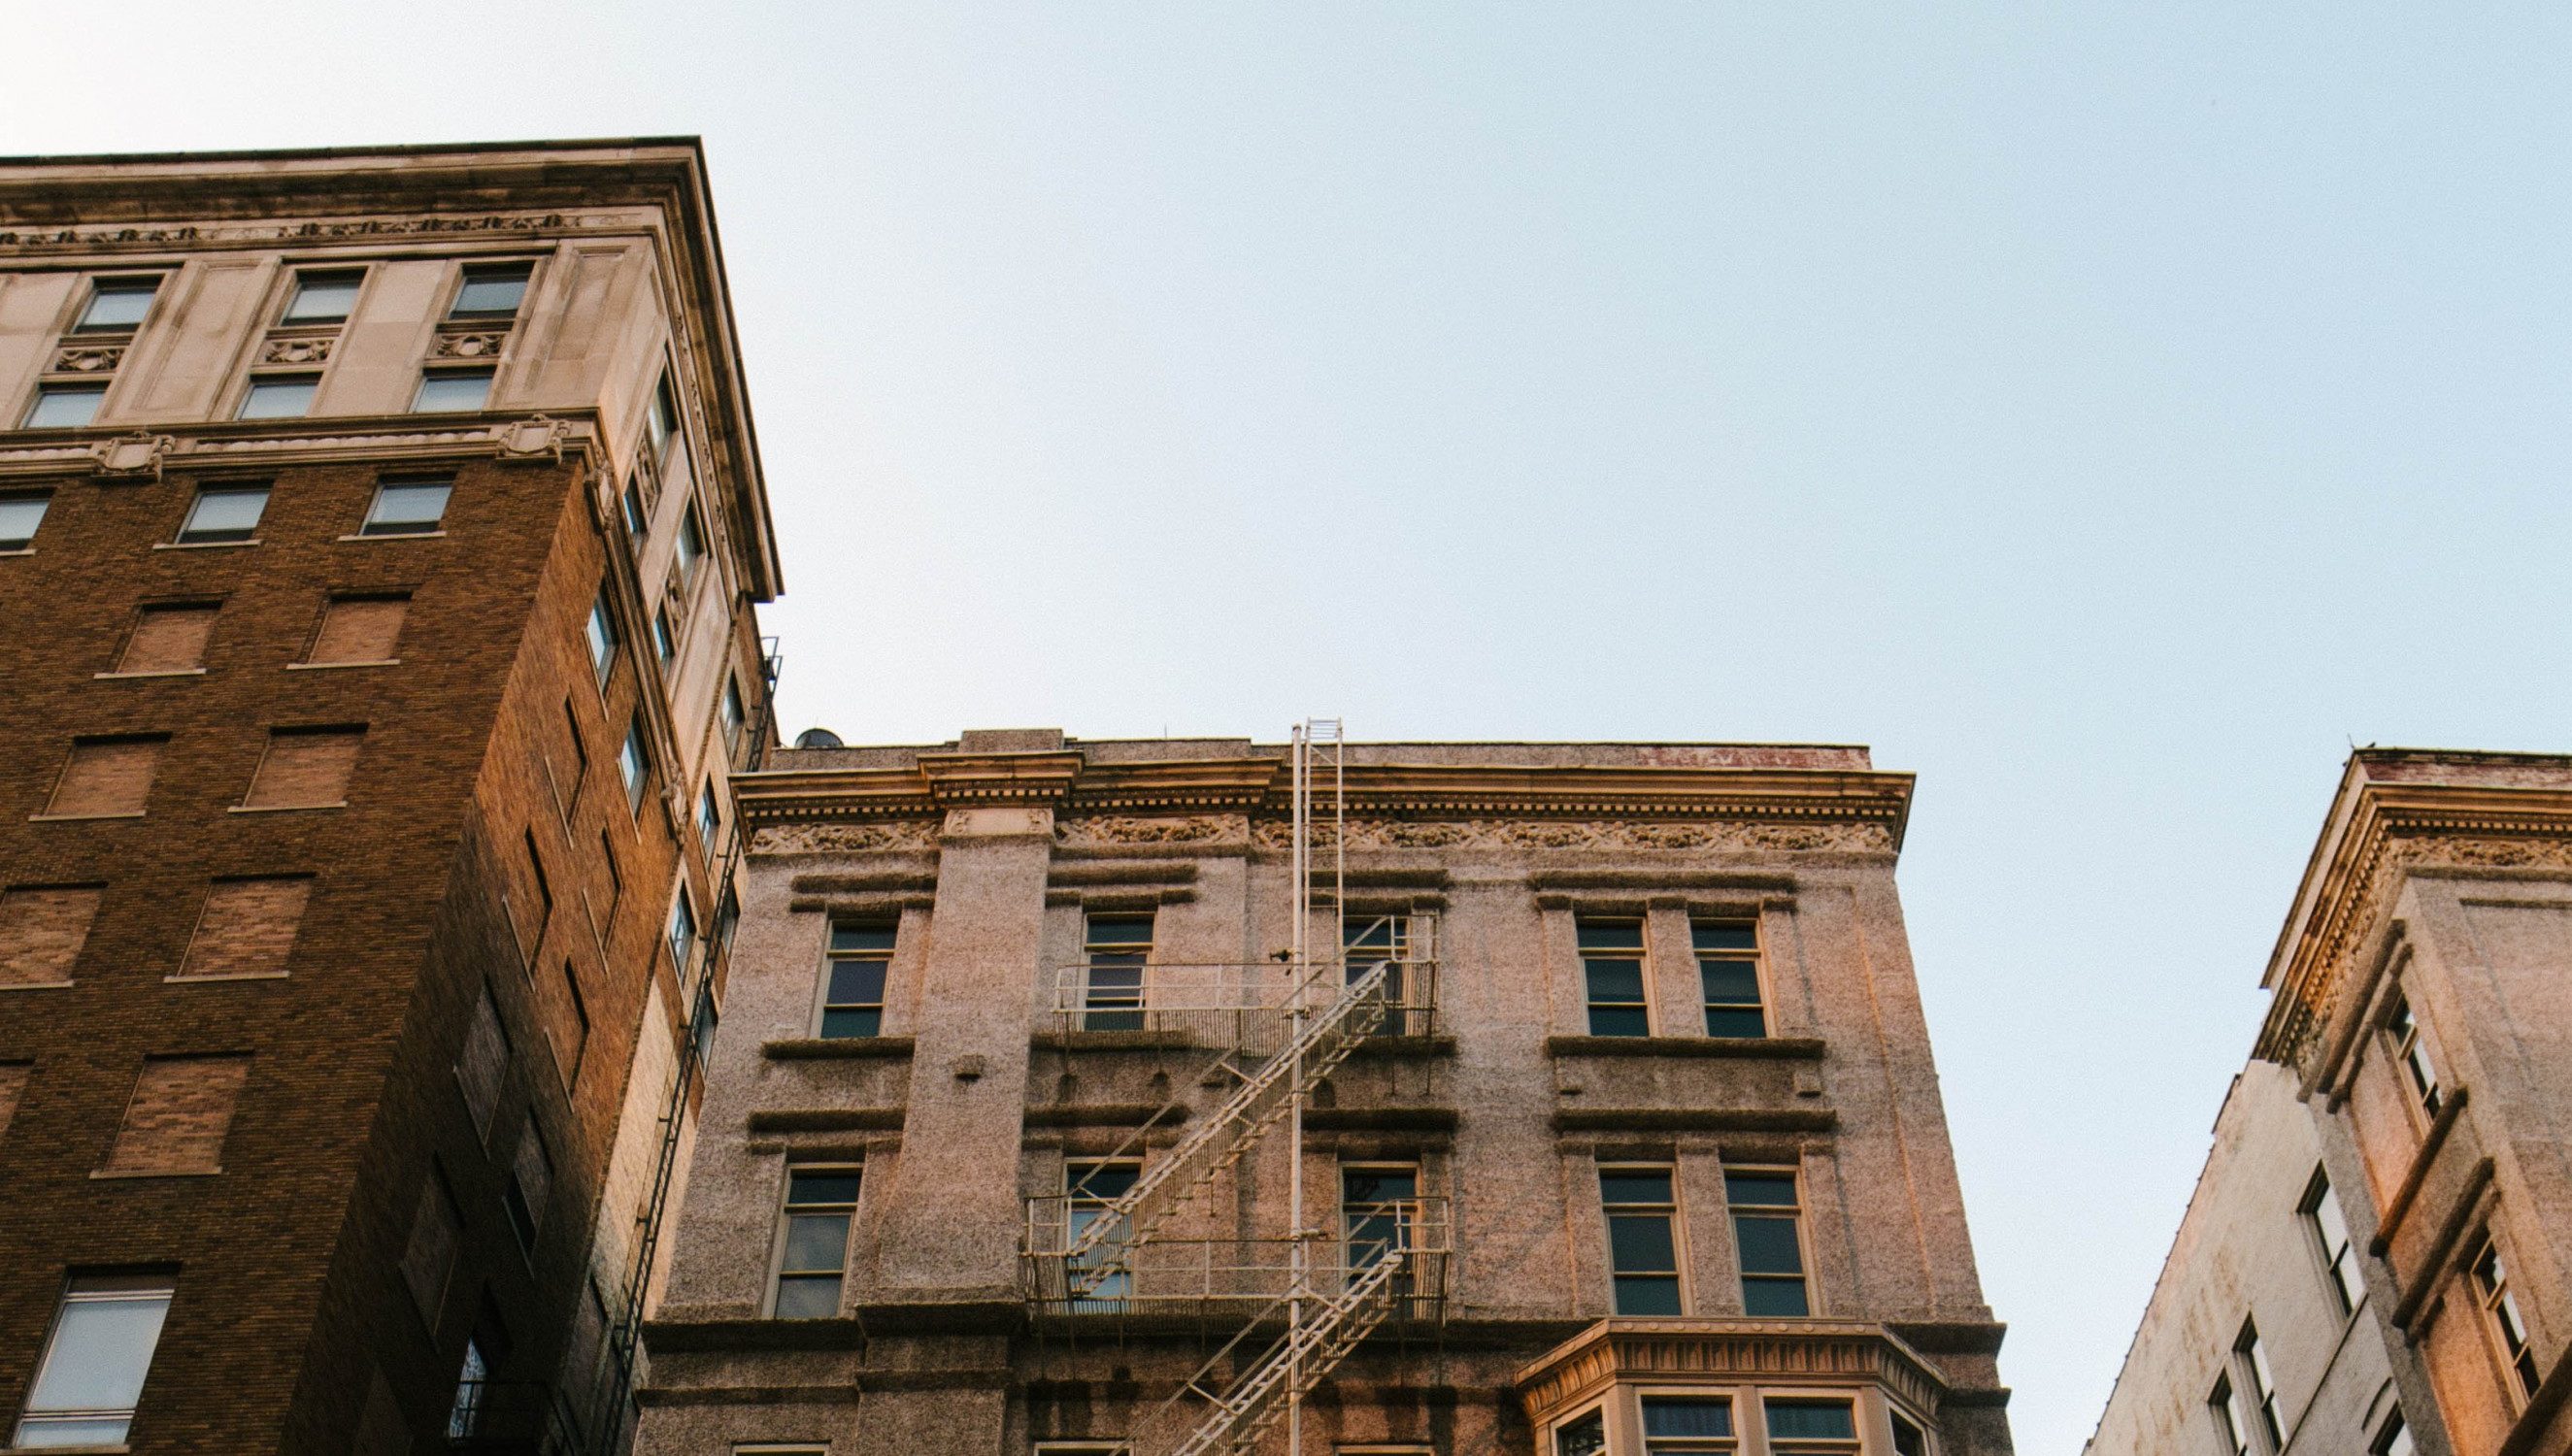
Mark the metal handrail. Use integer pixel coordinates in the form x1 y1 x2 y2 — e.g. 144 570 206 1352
1023 1198 1451 1314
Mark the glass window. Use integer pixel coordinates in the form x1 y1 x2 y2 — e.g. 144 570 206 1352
238 375 318 419
2470 1235 2542 1399
619 721 649 811
1553 1408 1605 1456
2238 1325 2283 1447
721 678 747 751
585 592 618 687
820 924 894 1039
1726 1170 1809 1316
1695 921 1765 1038
1065 1161 1140 1310
1764 1399 1857 1455
447 1336 488 1439
1600 1166 1682 1314
1345 913 1424 1032
1342 1165 1419 1290
73 277 159 333
14 1275 174 1448
178 485 269 545
1642 1396 1734 1452
0 491 51 549
668 895 697 976
1081 913 1153 1032
1890 1411 1930 1456
2211 1376 2250 1456
2374 1409 2415 1456
652 608 677 667
413 368 493 414
1579 918 1649 1037
696 781 721 848
282 270 363 324
620 479 649 544
361 478 451 536
451 262 532 320
646 370 678 459
2384 992 2443 1117
24 382 108 429
2303 1171 2361 1316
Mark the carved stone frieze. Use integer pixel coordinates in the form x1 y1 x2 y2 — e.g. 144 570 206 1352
498 415 571 462
259 335 333 366
433 331 508 360
0 212 646 250
1247 817 1892 853
1055 814 1240 846
90 432 177 481
49 345 122 374
749 821 940 856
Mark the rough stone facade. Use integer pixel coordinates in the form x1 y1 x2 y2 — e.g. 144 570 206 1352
637 731 2013 1456
0 142 778 1456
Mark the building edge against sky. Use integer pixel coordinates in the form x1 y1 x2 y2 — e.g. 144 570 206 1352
0 140 779 1454
2087 749 2572 1456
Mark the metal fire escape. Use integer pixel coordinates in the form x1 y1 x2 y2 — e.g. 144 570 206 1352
1022 721 1448 1456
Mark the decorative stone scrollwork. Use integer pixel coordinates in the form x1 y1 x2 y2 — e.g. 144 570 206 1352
1056 814 1239 846
750 821 940 856
498 415 571 462
50 346 123 375
433 331 508 360
1248 817 1891 853
260 336 333 366
89 432 178 481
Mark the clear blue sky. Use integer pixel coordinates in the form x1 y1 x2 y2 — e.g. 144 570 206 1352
17 6 2570 1449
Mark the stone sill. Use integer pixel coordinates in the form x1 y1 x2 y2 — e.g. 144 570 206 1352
1547 1035 1826 1061
93 668 206 679
0 979 73 992
762 1037 916 1061
1303 1106 1458 1133
1553 1107 1837 1134
90 1167 220 1179
29 811 146 822
227 802 348 814
285 659 399 671
151 539 259 550
336 530 448 542
162 971 289 983
746 1108 905 1134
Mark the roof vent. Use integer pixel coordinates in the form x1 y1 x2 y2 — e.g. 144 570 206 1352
792 727 844 750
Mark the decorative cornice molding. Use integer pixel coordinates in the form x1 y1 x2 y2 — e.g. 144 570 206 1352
0 211 629 253
1512 1319 1951 1424
0 411 596 481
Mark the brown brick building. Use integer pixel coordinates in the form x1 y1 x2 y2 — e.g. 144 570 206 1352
636 730 2015 1456
0 143 779 1454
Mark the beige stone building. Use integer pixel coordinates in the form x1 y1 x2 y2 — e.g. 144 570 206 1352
2088 749 2572 1456
635 729 2013 1456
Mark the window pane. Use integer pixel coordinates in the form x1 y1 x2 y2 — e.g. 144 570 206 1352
1584 959 1645 1002
772 1275 841 1319
239 377 317 419
1692 922 1756 950
1734 1215 1805 1275
26 384 107 428
1643 1398 1733 1438
76 280 158 331
1613 1274 1683 1315
1600 1171 1672 1205
1743 1277 1810 1316
831 924 896 953
1706 1006 1767 1039
1069 1164 1139 1200
781 1212 851 1272
1344 1167 1417 1203
1577 920 1644 949
364 480 451 534
1587 1005 1649 1037
1724 1174 1798 1207
26 1290 171 1413
183 487 269 542
284 272 362 323
414 370 493 413
1086 915 1153 945
827 961 886 1006
17 1413 137 1447
1701 959 1760 1004
818 1008 882 1039
1767 1401 1854 1439
787 1171 861 1207
0 494 50 548
1555 1409 1606 1456
452 264 532 318
1608 1214 1677 1270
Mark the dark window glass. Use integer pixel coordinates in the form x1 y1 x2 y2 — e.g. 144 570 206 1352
24 383 107 428
283 270 363 324
1081 912 1152 1032
179 485 269 544
239 375 318 419
1601 1165 1682 1314
413 369 493 414
1554 1409 1605 1456
821 923 893 1039
362 479 451 535
585 593 618 686
774 1167 858 1318
1580 917 1649 1037
1643 1396 1734 1439
451 262 532 319
0 492 50 549
1767 1399 1855 1441
74 278 159 333
1728 1171 1809 1317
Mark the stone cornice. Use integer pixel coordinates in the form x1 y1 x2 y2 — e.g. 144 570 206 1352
2257 752 2572 1069
0 412 596 482
1512 1319 1950 1422
735 752 1915 850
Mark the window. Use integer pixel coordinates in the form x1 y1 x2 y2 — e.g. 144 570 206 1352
413 368 493 413
1764 1399 1857 1455
675 501 706 580
457 988 509 1138
448 1335 490 1439
451 262 532 320
1889 1411 1930 1456
100 1055 249 1175
2302 1171 2361 1316
1694 920 1765 1038
176 877 311 979
401 1167 462 1324
519 830 552 947
1578 918 1649 1036
820 924 893 1038
652 607 677 668
243 727 364 809
1553 1408 1606 1456
1642 1396 1735 1453
646 370 678 459
360 477 451 536
2384 992 2443 1117
1345 914 1418 1032
619 480 650 548
239 373 319 419
599 830 621 910
721 678 747 752
773 1167 859 1317
559 701 589 800
2373 1409 2415 1456
668 895 698 976
619 720 650 811
177 484 269 545
0 886 104 988
697 782 721 848
1600 1166 1682 1314
0 491 50 549
1065 1161 1139 1308
1343 1165 1418 1290
585 591 619 686
115 603 218 675
2211 1375 2251 1456
1081 913 1152 1031
2468 1234 2541 1399
1727 1169 1810 1316
24 382 107 429
13 1275 174 1448
282 269 363 325
45 736 165 817
556 960 589 1085
503 1125 551 1256
306 594 409 665
73 276 161 333
2237 1324 2283 1448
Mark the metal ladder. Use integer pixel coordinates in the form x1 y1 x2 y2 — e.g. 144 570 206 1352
1150 1248 1409 1456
